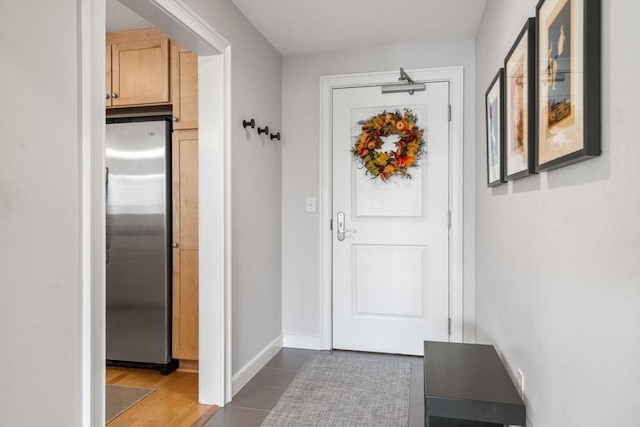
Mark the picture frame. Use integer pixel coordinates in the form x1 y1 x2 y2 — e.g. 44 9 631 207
504 17 537 180
535 0 601 171
485 69 505 187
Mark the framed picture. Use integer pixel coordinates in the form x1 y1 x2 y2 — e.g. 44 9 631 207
535 0 601 171
504 17 537 180
485 69 505 187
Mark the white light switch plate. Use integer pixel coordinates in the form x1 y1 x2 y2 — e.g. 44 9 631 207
306 197 316 213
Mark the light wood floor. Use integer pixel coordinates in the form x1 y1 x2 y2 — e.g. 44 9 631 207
106 367 218 427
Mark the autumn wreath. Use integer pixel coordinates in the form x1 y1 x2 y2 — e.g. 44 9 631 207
351 109 425 181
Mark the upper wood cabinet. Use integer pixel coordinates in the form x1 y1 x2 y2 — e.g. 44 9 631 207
171 42 199 130
106 29 170 108
105 45 112 108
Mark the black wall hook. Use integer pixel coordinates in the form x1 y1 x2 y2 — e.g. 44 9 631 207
270 132 281 141
257 126 269 135
242 118 255 129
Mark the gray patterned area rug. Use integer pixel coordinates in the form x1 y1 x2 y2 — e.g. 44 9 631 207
106 384 155 424
261 354 411 427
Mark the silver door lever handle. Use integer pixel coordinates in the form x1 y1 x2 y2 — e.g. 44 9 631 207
337 212 356 241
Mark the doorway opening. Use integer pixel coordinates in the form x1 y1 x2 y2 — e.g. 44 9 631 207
81 1 232 424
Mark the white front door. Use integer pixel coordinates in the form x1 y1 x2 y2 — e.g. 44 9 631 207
332 83 450 355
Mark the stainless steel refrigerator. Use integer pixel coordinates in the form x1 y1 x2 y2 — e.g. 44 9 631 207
105 116 176 374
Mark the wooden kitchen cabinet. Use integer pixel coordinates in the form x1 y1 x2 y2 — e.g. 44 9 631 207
171 42 199 130
170 41 200 367
105 45 112 107
172 129 199 364
106 28 170 108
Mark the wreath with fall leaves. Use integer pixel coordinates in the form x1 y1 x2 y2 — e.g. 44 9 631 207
351 109 426 181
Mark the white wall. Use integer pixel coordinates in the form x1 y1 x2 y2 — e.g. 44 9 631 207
0 1 283 423
183 0 283 376
475 1 640 426
282 40 477 347
0 1 82 426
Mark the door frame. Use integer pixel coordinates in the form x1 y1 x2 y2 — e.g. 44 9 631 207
318 67 465 350
81 1 232 424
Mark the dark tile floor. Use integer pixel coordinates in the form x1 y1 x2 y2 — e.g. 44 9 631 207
204 348 425 427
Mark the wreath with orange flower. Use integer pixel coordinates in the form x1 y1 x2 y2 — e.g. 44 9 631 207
351 109 426 181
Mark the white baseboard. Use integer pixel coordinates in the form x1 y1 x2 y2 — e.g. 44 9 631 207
231 335 283 397
283 334 323 350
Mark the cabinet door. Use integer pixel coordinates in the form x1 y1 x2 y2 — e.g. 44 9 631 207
111 38 170 106
105 45 112 107
171 42 199 130
172 130 199 361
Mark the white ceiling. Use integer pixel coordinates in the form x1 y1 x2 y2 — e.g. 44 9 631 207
231 0 487 56
106 0 486 56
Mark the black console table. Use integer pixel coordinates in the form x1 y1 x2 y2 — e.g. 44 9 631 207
424 341 526 427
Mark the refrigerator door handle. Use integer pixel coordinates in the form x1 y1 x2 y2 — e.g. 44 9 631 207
105 166 110 260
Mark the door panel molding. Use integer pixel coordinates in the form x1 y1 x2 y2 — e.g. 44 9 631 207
352 243 427 319
319 67 466 349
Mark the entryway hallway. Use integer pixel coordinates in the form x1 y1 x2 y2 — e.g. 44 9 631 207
206 348 425 427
